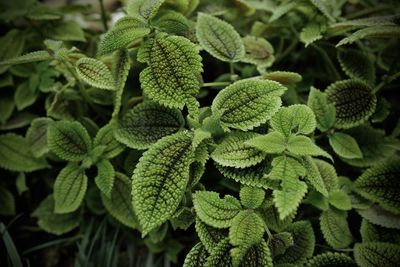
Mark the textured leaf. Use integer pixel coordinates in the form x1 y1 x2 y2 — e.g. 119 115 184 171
76 57 115 90
93 124 125 159
229 210 265 247
328 132 362 159
183 242 208 267
268 2 296 22
269 156 305 180
138 33 202 109
262 71 302 88
241 35 275 69
95 159 115 198
211 132 266 168
112 49 131 118
54 163 88 213
268 232 293 257
239 186 265 209
271 105 316 137
337 25 400 47
26 117 52 158
154 10 190 34
360 219 400 243
320 208 353 249
48 120 92 161
211 79 285 130
132 131 194 235
330 15 399 32
357 204 400 229
0 134 48 172
246 131 286 154
0 187 15 216
98 17 150 56
338 48 376 83
127 0 165 20
307 87 336 132
315 159 338 192
196 13 245 62
328 190 351 210
0 29 25 73
354 160 400 214
204 238 232 267
193 191 242 228
325 79 376 129
302 156 329 197
195 217 227 253
115 102 184 149
0 51 51 66
305 252 357 267
287 135 332 160
308 0 336 22
300 22 324 47
273 178 307 220
354 242 400 267
32 195 80 235
14 82 39 110
101 172 138 229
260 205 294 232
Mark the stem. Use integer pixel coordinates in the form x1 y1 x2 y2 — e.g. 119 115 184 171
202 81 231 87
99 0 108 31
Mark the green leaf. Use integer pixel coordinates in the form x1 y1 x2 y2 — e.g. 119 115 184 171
32 195 80 235
95 159 115 198
307 87 336 132
14 82 39 110
354 242 400 267
287 135 332 160
325 80 376 129
115 101 184 149
273 178 307 220
112 49 131 118
138 33 202 109
153 10 190 34
262 71 302 88
271 104 316 137
302 156 329 197
54 163 88 213
76 57 115 90
246 131 286 154
306 190 329 211
47 20 86 42
357 204 400 229
0 51 52 66
193 191 242 228
354 160 400 214
26 117 52 158
183 242 209 267
132 131 194 235
196 13 245 62
0 29 25 73
268 2 296 22
330 15 399 32
268 232 294 257
260 205 294 232
211 79 285 130
97 17 150 56
0 134 48 172
305 252 357 267
360 219 400 243
269 155 305 180
195 217 227 253
338 48 376 83
315 159 338 192
101 172 139 229
241 35 275 70
229 210 264 247
0 94 14 124
337 25 400 47
0 187 15 216
204 238 232 267
328 132 362 159
239 186 265 209
48 120 92 161
300 22 324 47
320 208 353 249
127 0 165 20
93 124 125 159
308 0 336 22
328 190 351 210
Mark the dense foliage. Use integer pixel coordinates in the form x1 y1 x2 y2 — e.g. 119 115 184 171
0 0 399 266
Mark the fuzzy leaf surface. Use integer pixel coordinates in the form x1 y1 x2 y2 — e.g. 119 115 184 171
320 208 353 249
354 242 400 267
76 57 115 90
329 132 363 159
307 87 336 131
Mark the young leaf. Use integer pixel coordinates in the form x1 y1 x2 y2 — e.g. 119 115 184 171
354 160 400 214
337 48 376 83
0 134 48 172
54 163 88 213
273 178 307 220
239 186 265 209
269 155 306 180
308 0 336 22
93 124 125 159
26 117 52 158
337 25 400 47
48 120 92 161
115 101 184 149
307 87 336 132
241 35 275 70
193 191 242 228
305 252 357 267
195 218 227 253
127 0 165 20
95 159 115 198
287 135 332 160
325 79 377 129
246 131 286 154
196 13 245 62
138 33 202 109
328 132 363 159
262 71 302 88
76 57 115 90
153 10 190 34
101 172 139 229
302 156 329 197
328 190 351 210
132 131 194 235
0 51 52 66
14 82 39 110
260 205 294 233
271 104 316 137
300 22 324 47
211 79 285 130
268 232 294 257
354 242 400 267
320 208 353 249
183 242 209 267
315 159 338 192
229 210 265 247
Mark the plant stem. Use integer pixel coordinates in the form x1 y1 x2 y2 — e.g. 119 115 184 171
229 62 235 81
202 81 231 87
99 0 108 31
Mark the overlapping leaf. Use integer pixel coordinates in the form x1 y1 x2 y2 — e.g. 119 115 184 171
354 242 400 267
320 208 353 249
76 57 115 90
271 104 316 136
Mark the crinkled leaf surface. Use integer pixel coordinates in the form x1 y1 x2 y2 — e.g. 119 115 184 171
93 124 125 159
246 131 286 154
320 208 353 249
26 117 52 158
329 132 363 159
95 159 115 198
76 57 115 90
305 252 357 267
183 242 209 267
127 0 165 20
354 242 400 267
338 48 376 83
239 186 265 209
307 87 336 132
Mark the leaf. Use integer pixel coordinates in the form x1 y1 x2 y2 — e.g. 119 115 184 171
0 187 15 216
273 178 307 220
132 131 194 235
337 25 400 47
196 13 245 62
0 134 48 172
0 94 14 124
308 0 336 22
112 49 131 118
183 242 209 267
47 20 85 42
115 101 184 149
54 163 88 213
305 252 357 267
246 131 286 154
241 35 275 69
268 2 296 22
328 190 351 210
287 135 332 160
211 132 266 168
93 124 125 159
330 15 400 32
138 33 202 109
315 159 338 192
211 79 285 130
271 104 316 137
260 205 294 232
320 208 353 249
204 238 232 267
354 242 400 267
26 117 52 158
328 132 362 159
76 57 115 90
32 195 80 235
0 29 25 73
337 48 376 84
101 172 139 229
307 87 336 132
239 186 265 209
302 156 329 197
195 217 228 253
127 0 165 20
262 71 302 88
354 160 400 214
229 210 265 248
325 79 376 129
47 120 92 161
268 232 294 257
95 159 115 198
193 191 242 228
14 82 39 110
360 219 400 243
269 155 306 180
153 10 190 34
300 22 324 47
97 17 150 56
0 51 52 66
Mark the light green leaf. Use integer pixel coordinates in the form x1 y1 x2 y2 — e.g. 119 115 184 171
115 101 184 149
212 79 285 130
268 2 296 22
315 159 338 192
183 242 209 267
300 22 324 47
260 205 294 233
0 134 48 172
307 87 336 132
132 131 194 235
246 131 286 154
26 117 52 158
329 132 363 159
271 104 316 137
95 159 115 198
127 0 165 20
229 210 265 247
320 208 353 249
308 0 336 22
196 13 245 62
354 242 400 267
0 50 51 66
211 132 266 168
153 10 190 34
273 178 307 220
195 217 227 253
262 71 302 88
241 35 275 69
287 135 332 160
239 186 265 209
47 120 92 161
338 48 376 83
54 163 88 213
305 252 357 267
302 156 329 197
112 49 131 118
337 25 400 47
357 204 400 229
193 191 242 228
138 33 202 109
269 156 305 180
76 57 115 90
93 124 125 159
